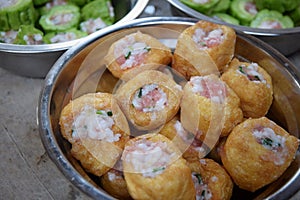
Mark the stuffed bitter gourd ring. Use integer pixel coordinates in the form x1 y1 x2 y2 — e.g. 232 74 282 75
33 0 50 7
230 0 258 25
180 0 220 14
39 4 80 32
81 0 115 25
14 25 44 45
0 0 36 31
43 28 87 44
212 13 240 25
68 0 93 7
251 9 294 29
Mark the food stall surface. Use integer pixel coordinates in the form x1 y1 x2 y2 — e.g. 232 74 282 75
0 0 299 199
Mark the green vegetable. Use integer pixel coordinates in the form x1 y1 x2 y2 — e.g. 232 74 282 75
0 30 18 43
96 110 104 115
138 88 143 98
254 0 300 13
230 0 258 25
290 5 300 26
43 28 87 43
238 65 246 74
68 0 93 7
107 111 113 116
250 9 294 29
14 25 44 45
211 0 231 13
212 13 240 25
152 166 165 173
125 51 131 59
180 0 221 14
81 0 114 25
0 0 37 31
262 137 274 146
39 4 80 33
33 0 50 7
38 1 69 16
96 110 113 116
194 173 203 184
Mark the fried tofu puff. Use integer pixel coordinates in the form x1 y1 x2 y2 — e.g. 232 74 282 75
104 31 172 81
100 160 132 200
188 158 233 200
221 58 273 118
220 117 299 192
180 74 243 149
159 115 208 160
173 20 236 79
121 133 196 200
59 92 130 176
115 70 183 131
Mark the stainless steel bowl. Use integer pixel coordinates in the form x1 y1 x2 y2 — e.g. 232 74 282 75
38 17 300 199
0 0 149 78
167 0 300 56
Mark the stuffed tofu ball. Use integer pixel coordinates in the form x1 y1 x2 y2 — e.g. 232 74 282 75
188 158 233 200
121 133 196 200
115 70 183 131
100 159 131 200
104 31 172 81
59 92 130 176
180 74 243 149
173 20 236 79
220 117 299 192
221 58 273 118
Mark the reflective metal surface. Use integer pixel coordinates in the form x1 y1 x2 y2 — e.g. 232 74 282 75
167 0 300 56
38 17 300 199
0 0 149 78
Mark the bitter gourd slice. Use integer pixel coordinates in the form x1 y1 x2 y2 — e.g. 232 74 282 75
81 0 115 25
212 13 240 25
38 0 68 16
250 9 294 29
230 0 258 25
68 0 93 7
180 0 220 14
0 30 18 43
14 25 44 45
0 0 37 31
39 4 80 32
43 28 87 43
33 0 50 7
254 0 300 13
211 0 231 13
290 5 300 26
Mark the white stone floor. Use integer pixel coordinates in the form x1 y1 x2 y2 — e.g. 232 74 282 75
1 0 300 199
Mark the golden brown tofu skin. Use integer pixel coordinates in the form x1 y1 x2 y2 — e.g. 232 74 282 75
221 58 273 118
115 70 183 131
104 31 172 81
220 117 299 192
159 115 208 160
100 160 132 200
180 74 243 150
121 133 196 200
59 92 130 176
187 158 233 200
173 20 236 79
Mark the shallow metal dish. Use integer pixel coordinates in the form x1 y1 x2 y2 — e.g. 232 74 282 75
167 0 300 56
0 0 149 78
38 17 300 199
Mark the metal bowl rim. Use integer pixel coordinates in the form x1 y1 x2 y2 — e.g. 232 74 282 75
38 16 300 199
